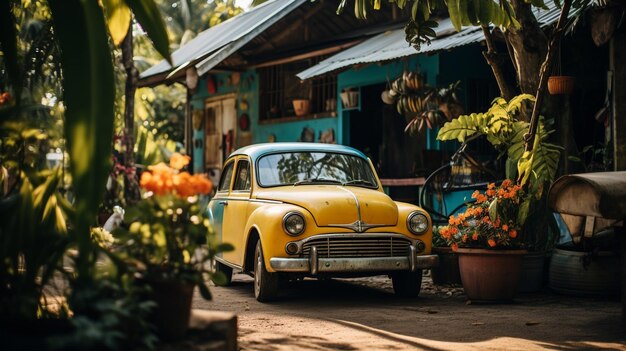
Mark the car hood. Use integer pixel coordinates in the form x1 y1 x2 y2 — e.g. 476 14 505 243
255 185 398 229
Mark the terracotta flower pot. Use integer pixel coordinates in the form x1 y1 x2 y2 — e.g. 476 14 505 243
431 247 462 285
146 279 195 341
456 248 527 302
292 99 310 117
547 76 575 95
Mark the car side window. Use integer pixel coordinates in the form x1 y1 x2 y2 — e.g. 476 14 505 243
233 160 251 191
218 161 235 192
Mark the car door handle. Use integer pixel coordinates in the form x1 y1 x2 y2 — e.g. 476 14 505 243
218 200 228 206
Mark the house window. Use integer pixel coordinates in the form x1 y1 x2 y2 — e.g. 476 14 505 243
259 56 336 121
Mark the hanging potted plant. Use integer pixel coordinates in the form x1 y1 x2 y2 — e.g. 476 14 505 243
547 76 576 95
440 180 527 302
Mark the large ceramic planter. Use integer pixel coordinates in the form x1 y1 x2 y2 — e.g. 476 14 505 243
146 279 195 341
518 251 547 293
549 248 620 296
456 248 527 302
431 247 462 285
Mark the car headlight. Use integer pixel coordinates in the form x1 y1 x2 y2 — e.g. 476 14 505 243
283 211 306 236
407 211 429 234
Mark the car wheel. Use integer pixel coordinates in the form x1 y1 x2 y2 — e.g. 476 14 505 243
215 260 233 286
392 270 423 297
254 241 279 302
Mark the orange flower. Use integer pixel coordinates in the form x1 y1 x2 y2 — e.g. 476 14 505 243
502 224 509 231
451 243 458 252
472 232 479 241
501 179 512 188
509 229 518 238
149 162 172 175
471 190 480 199
482 216 490 223
473 194 483 203
440 228 451 239
487 183 495 190
169 153 191 170
462 234 468 243
488 239 496 247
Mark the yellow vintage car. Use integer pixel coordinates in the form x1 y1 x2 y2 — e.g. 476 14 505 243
208 143 438 301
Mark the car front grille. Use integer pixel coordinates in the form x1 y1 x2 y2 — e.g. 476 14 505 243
301 236 412 258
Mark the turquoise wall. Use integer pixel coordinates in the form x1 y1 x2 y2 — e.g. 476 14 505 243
188 46 492 172
190 69 340 147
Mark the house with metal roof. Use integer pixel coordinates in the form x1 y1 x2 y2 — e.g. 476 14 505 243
138 0 584 202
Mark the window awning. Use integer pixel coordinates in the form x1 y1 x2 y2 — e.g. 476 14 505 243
139 0 306 86
297 3 562 81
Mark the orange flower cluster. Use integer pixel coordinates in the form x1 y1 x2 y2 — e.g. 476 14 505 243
139 153 212 197
437 179 525 251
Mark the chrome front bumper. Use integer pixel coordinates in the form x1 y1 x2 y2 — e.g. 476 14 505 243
269 247 439 274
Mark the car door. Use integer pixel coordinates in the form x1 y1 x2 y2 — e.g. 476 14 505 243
209 159 235 263
221 157 252 266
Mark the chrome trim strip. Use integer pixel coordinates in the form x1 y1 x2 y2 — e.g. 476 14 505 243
212 197 283 204
251 198 283 204
409 245 417 272
310 246 318 275
269 255 439 273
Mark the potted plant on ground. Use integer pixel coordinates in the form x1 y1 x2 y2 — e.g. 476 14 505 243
114 153 232 341
430 226 462 286
436 94 563 294
439 180 527 302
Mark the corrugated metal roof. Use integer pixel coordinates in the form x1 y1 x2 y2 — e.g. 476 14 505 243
139 0 306 81
297 3 562 80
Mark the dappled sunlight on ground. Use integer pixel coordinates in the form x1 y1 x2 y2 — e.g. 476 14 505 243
194 273 626 350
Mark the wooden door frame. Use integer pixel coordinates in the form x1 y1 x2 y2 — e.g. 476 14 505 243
203 94 237 171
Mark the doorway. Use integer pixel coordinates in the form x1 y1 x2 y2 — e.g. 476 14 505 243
349 83 423 178
204 96 237 183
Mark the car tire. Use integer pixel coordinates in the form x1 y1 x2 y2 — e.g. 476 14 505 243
254 241 279 302
215 260 233 286
392 270 423 297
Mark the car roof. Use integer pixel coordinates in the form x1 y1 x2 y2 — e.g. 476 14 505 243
228 143 367 162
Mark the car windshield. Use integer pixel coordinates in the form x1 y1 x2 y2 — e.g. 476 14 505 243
257 152 378 188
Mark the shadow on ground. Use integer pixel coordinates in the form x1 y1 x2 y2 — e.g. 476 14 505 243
196 274 625 350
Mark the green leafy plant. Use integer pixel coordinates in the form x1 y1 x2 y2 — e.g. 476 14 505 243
437 94 561 193
0 167 70 320
436 94 562 252
114 154 232 299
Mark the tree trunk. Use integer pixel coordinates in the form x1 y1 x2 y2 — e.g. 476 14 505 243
481 26 516 101
506 0 549 96
122 21 140 203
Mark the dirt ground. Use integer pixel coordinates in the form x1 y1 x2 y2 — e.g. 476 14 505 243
193 272 626 351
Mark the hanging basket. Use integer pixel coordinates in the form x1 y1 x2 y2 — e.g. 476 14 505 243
547 76 576 95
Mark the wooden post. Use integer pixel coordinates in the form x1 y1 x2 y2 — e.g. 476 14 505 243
611 24 626 171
